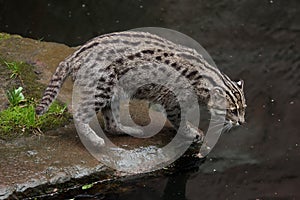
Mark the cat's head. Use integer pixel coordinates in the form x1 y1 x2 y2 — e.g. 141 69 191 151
208 79 246 130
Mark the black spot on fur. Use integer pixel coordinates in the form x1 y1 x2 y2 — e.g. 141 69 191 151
181 69 188 76
107 81 114 86
186 71 198 78
128 55 134 60
95 93 111 99
51 77 62 82
191 81 198 86
96 85 104 90
156 56 162 61
135 52 142 57
95 101 104 107
142 50 155 54
116 58 124 64
99 77 106 82
175 65 182 71
120 68 130 75
194 75 203 80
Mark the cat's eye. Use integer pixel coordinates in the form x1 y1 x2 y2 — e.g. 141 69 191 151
230 109 238 115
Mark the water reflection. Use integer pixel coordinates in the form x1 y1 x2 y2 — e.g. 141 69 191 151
72 155 205 200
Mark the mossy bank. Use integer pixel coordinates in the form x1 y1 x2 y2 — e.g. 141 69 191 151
0 35 71 140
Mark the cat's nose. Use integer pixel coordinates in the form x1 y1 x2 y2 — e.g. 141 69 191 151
238 119 245 125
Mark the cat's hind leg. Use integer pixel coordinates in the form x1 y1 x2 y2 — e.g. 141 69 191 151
101 107 144 136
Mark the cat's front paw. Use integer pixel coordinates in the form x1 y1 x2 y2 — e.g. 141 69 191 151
185 121 204 143
118 125 144 137
91 136 105 146
79 123 106 147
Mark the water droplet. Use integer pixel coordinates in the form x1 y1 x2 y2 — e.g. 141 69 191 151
270 0 274 3
213 169 217 172
290 101 294 105
278 119 281 122
139 5 143 8
82 4 86 8
27 150 38 156
270 99 275 103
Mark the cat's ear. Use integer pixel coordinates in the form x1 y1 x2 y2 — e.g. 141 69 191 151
236 80 244 90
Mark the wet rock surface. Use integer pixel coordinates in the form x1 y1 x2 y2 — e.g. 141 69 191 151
0 36 175 199
0 124 105 199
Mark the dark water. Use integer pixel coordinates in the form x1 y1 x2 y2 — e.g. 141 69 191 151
1 0 299 199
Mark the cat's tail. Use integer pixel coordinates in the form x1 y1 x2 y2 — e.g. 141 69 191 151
35 61 71 115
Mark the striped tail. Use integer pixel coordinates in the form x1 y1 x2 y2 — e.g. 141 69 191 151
35 61 71 115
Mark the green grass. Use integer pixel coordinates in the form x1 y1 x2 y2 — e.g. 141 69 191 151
0 33 22 41
6 87 25 106
0 33 11 41
0 59 71 140
5 61 22 78
0 100 69 140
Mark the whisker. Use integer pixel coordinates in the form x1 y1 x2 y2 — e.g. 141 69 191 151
223 123 233 133
210 117 226 122
210 118 224 122
209 123 225 129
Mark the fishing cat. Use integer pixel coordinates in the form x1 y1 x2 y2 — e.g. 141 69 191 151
36 31 246 146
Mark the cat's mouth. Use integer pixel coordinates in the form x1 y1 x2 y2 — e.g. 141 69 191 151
222 120 234 132
223 119 244 133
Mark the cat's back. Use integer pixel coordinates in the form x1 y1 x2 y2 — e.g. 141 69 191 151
65 31 204 77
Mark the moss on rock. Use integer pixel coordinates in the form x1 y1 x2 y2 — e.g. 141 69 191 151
0 32 21 41
0 59 71 140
